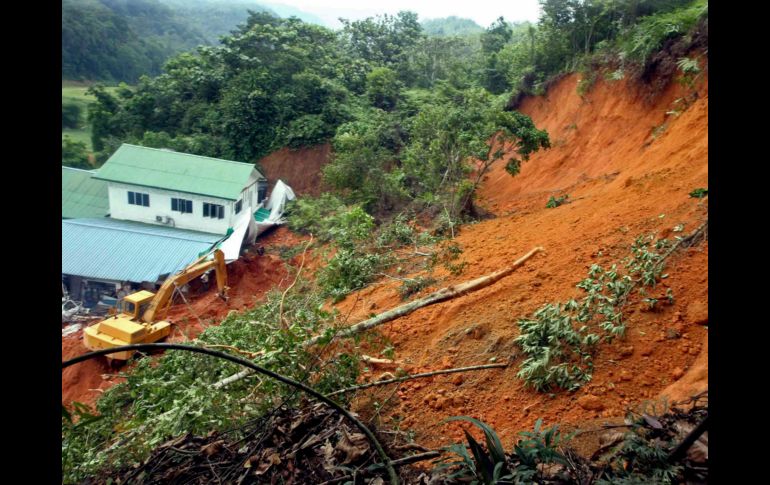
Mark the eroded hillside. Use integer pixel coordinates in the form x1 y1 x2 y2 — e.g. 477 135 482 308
333 70 708 448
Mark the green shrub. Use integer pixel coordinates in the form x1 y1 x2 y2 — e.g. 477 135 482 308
377 215 417 247
62 103 82 130
62 135 91 169
620 1 708 64
318 249 388 302
437 417 567 484
689 187 708 198
546 194 569 208
515 234 673 392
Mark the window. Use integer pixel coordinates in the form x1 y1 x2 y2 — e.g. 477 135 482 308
128 191 150 207
235 200 242 214
171 198 193 214
257 182 268 203
203 202 224 219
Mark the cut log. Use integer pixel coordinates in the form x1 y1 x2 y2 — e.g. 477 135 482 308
303 246 544 346
211 246 544 389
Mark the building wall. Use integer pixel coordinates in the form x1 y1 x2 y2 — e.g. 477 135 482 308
108 183 238 234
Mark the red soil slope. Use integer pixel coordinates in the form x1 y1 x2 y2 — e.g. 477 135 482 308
335 71 708 448
257 144 331 196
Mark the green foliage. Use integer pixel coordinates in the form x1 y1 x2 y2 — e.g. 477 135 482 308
62 103 83 130
286 195 391 301
62 284 360 483
429 241 467 276
62 135 92 169
596 412 688 484
546 194 570 208
422 16 483 36
402 87 549 219
515 234 673 392
62 0 210 83
365 67 403 111
318 249 388 302
324 108 407 212
689 187 708 198
376 215 418 247
438 417 567 484
619 0 708 64
339 11 424 82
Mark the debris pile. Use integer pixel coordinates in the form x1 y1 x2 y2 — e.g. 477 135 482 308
85 402 423 484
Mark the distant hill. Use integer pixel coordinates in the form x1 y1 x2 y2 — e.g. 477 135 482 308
62 0 325 83
157 0 275 41
422 16 483 36
62 0 210 83
261 2 327 27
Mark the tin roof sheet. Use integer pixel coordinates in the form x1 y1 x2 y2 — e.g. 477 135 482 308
62 218 223 283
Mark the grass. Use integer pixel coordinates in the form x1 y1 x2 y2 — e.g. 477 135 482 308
61 84 123 151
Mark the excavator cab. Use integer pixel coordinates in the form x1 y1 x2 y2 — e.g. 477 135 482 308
120 290 155 321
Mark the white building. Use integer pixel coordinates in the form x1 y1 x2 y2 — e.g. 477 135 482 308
93 144 268 234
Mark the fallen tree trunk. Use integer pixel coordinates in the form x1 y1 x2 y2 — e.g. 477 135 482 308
212 246 544 389
304 245 544 346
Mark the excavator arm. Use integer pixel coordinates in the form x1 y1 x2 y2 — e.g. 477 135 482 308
142 249 228 323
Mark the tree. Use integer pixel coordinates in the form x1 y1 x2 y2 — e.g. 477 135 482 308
324 109 406 213
481 17 514 94
403 87 549 218
365 67 402 111
62 135 92 169
62 103 82 130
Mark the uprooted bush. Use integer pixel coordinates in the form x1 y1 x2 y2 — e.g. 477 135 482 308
61 283 360 483
515 234 675 392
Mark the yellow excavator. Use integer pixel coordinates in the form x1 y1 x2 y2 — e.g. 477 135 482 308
83 249 228 361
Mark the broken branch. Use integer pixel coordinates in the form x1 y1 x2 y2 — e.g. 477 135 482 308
327 362 509 397
278 234 313 329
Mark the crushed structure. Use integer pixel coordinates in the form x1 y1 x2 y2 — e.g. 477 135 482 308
61 144 295 311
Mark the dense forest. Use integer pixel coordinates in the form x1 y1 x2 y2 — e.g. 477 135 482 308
422 16 484 36
80 0 707 219
62 0 273 82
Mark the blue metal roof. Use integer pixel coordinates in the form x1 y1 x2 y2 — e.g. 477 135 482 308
62 218 224 283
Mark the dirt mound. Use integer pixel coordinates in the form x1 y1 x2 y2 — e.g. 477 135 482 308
62 327 121 407
335 71 708 448
257 144 331 196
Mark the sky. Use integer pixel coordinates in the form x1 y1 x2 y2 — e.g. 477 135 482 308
264 0 543 29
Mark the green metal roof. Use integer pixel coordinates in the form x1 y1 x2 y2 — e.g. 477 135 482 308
62 167 109 219
93 144 264 201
